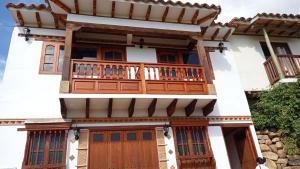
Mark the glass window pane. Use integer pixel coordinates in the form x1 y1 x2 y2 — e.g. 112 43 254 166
114 52 122 60
57 151 63 163
37 152 44 164
127 133 136 141
45 45 55 54
31 152 37 165
201 144 206 155
59 134 65 149
183 53 199 65
45 54 54 63
49 151 54 163
93 134 103 142
50 134 56 150
57 46 64 72
59 46 64 57
176 128 182 144
159 55 168 62
143 132 152 140
104 52 113 60
39 134 45 150
111 133 120 141
44 63 53 71
168 55 176 63
178 145 183 156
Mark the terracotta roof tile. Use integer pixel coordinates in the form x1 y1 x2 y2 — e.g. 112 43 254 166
6 3 49 11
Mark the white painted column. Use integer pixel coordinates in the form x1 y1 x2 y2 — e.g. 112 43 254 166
165 127 178 169
250 125 263 157
66 130 78 169
208 126 231 169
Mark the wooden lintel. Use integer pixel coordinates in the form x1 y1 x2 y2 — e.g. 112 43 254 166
145 5 152 21
128 98 136 117
59 98 67 118
162 6 169 22
129 3 134 19
85 98 90 118
74 0 79 14
16 10 24 26
191 10 199 24
203 99 216 116
93 0 97 16
197 12 217 25
50 0 71 13
108 98 113 118
148 98 157 117
111 1 116 18
185 99 197 117
223 29 232 41
177 8 186 23
35 12 42 28
167 99 178 117
211 28 220 40
201 27 208 36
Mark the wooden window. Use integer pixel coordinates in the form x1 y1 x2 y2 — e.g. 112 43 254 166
102 48 126 61
23 130 68 168
157 52 178 64
260 42 292 59
40 42 65 74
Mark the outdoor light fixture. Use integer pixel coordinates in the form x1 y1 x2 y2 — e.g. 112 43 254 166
163 124 170 137
74 127 80 140
218 41 225 53
23 27 31 41
139 38 145 48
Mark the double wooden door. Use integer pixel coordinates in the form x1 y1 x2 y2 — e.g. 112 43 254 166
89 129 159 169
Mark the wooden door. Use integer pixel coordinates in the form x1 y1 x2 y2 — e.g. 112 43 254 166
89 132 109 169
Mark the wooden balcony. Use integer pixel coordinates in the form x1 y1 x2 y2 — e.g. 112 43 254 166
70 59 208 95
264 55 300 84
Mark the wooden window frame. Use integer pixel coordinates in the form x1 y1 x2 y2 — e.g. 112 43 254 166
156 49 182 64
100 47 126 62
22 130 68 169
39 42 65 74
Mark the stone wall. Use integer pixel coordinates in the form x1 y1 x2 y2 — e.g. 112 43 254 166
257 130 300 169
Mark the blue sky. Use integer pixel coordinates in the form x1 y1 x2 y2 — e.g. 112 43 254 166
0 0 299 80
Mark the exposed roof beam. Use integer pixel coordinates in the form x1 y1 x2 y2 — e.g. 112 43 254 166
128 98 136 117
85 98 90 118
49 0 71 13
191 10 199 24
58 15 66 26
223 29 232 41
167 99 177 117
211 28 220 40
177 8 186 23
268 30 275 34
145 5 152 21
276 21 285 28
148 98 157 117
93 0 97 16
16 10 24 26
35 12 42 28
278 30 286 35
288 21 299 28
108 98 113 118
197 12 217 25
289 31 297 36
187 39 197 50
185 99 197 117
111 1 115 18
129 3 134 19
203 99 216 116
243 24 253 33
74 0 79 14
201 27 208 36
52 14 59 29
59 98 67 118
162 6 169 22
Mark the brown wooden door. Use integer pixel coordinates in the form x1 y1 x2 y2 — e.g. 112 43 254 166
89 130 159 169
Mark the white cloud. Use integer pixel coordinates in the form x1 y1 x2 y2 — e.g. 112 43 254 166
180 0 300 22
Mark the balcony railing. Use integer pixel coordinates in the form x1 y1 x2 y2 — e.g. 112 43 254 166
264 55 300 84
70 59 208 94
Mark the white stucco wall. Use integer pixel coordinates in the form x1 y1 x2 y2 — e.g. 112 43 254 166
126 46 157 63
208 126 231 169
229 35 300 91
0 126 27 169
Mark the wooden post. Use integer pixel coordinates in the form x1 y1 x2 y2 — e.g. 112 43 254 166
140 63 146 94
193 36 212 84
262 28 285 79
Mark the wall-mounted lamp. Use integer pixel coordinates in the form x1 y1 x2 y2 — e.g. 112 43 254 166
218 41 225 53
163 124 170 137
24 27 31 41
73 127 80 140
139 38 144 48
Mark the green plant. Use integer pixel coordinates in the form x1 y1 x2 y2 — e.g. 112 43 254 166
251 77 300 154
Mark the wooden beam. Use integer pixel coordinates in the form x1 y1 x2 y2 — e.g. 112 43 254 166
177 8 185 23
203 99 216 116
49 0 71 13
61 24 74 81
74 0 79 14
276 21 285 28
289 31 297 36
187 39 197 50
93 0 97 16
162 6 169 22
288 21 299 28
278 30 286 35
85 98 90 118
35 12 42 28
111 1 115 18
59 98 67 118
243 24 253 33
191 10 199 24
223 29 232 41
145 5 152 21
201 27 208 36
52 13 59 29
129 3 134 19
16 10 24 26
58 15 66 26
185 99 197 117
108 98 113 118
167 99 177 117
211 28 220 40
128 98 136 117
197 12 217 25
148 98 157 117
